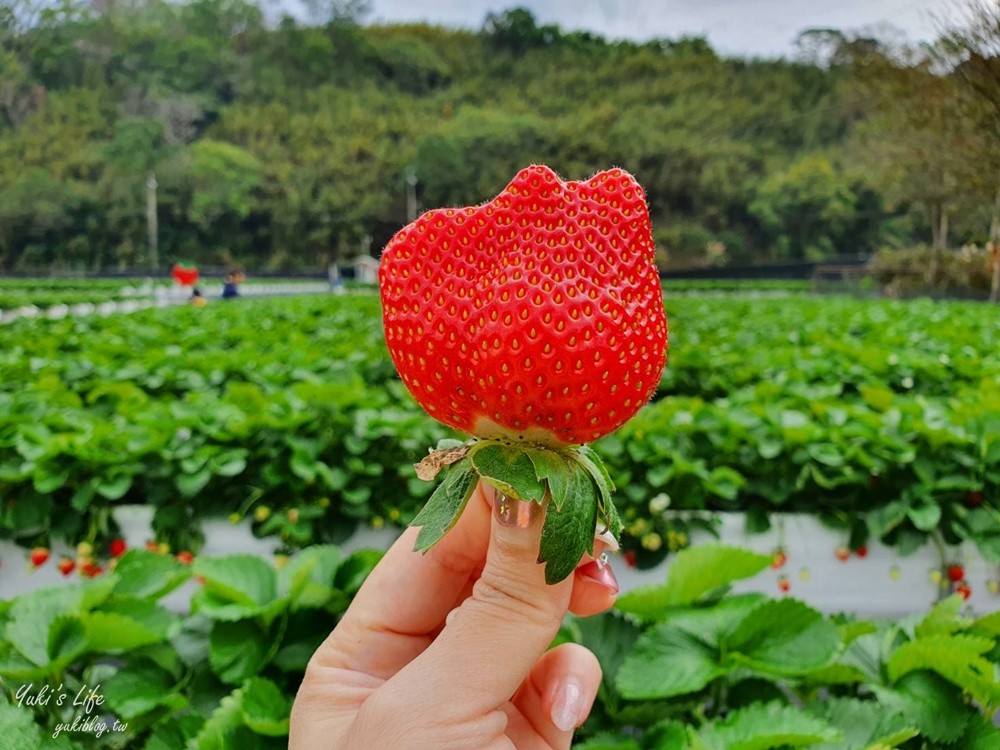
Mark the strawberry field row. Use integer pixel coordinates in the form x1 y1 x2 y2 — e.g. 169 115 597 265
0 293 997 562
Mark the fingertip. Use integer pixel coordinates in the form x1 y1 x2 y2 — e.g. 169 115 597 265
569 556 618 617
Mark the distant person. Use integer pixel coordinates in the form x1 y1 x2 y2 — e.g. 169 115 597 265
190 288 207 307
222 271 241 299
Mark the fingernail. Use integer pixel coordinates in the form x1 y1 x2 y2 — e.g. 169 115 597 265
493 489 540 528
594 527 620 552
577 556 619 594
551 678 584 732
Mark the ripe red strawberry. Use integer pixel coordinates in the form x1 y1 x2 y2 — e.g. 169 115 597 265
80 561 103 578
777 576 791 593
947 564 965 582
956 581 972 600
855 546 868 558
57 557 76 576
380 165 668 584
835 546 850 562
109 538 127 558
380 164 667 447
176 550 194 565
29 547 49 567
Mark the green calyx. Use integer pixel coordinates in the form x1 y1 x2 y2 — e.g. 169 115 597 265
409 437 622 585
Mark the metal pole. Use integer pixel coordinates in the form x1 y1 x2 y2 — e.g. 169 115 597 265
146 172 159 271
405 169 418 222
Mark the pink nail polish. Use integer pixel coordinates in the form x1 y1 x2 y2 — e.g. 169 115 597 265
577 556 619 594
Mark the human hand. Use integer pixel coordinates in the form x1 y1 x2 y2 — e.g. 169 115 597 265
289 480 620 750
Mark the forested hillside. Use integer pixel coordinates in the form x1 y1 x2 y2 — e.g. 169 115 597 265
0 2 997 272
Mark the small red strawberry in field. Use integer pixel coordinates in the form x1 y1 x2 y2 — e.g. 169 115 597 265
771 550 787 569
57 557 76 576
855 546 868 558
176 550 194 565
29 547 49 567
947 564 965 582
109 538 127 558
835 546 850 562
80 561 103 578
777 575 791 593
956 581 972 600
380 165 668 583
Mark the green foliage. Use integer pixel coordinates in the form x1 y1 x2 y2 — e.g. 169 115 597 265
1 292 999 564
0 546 381 749
568 545 999 749
2 0 962 272
4 543 997 749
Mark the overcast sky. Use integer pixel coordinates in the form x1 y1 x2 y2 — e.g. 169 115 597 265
359 0 959 58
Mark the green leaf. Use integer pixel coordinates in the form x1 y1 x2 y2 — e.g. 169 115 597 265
470 441 545 502
697 701 840 750
970 610 1000 638
209 619 271 684
4 586 84 666
915 595 969 638
576 445 622 536
524 446 570 510
728 599 840 675
187 683 247 750
241 677 292 736
96 474 133 500
616 624 726 699
113 549 192 599
698 703 840 750
193 555 278 609
103 660 180 720
0 702 42 750
279 545 343 610
906 502 941 532
574 734 642 750
334 549 383 596
873 671 969 744
411 460 478 552
629 544 771 610
539 467 598 584
811 696 918 750
887 634 1000 710
176 468 212 497
570 611 643 696
959 714 1000 750
84 605 171 654
46 614 88 669
209 449 248 477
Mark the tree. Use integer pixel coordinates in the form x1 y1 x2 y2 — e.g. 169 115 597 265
749 155 857 260
849 47 987 281
935 0 1000 299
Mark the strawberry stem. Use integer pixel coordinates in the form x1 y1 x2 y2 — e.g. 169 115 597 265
410 437 621 584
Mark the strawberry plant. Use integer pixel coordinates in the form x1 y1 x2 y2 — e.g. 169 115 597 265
379 165 668 582
0 545 382 749
1 283 998 565
564 544 1000 749
3 541 996 749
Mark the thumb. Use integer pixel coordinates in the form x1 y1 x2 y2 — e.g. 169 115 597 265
384 481 572 719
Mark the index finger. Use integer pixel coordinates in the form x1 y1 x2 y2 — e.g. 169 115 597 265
311 481 494 678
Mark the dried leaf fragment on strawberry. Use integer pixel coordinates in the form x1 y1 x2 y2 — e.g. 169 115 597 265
379 164 668 583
